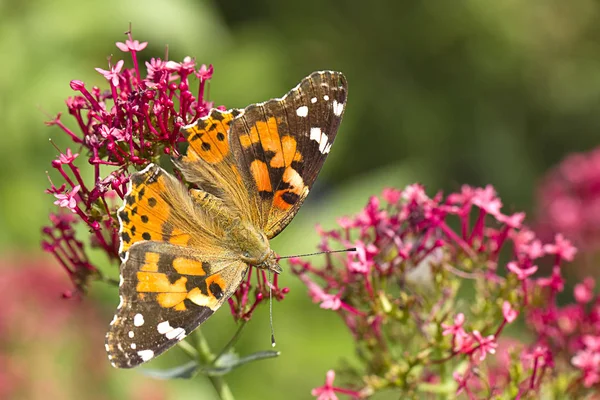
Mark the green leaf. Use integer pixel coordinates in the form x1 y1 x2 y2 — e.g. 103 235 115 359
201 350 281 377
141 360 199 380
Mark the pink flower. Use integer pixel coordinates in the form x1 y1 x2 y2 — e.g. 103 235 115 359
453 371 469 396
507 261 538 280
53 185 80 213
536 265 564 292
312 370 339 400
472 330 497 361
442 313 465 336
195 64 214 81
472 185 502 217
116 39 148 52
347 241 377 274
544 234 577 262
498 212 526 229
382 187 402 204
95 60 124 87
502 301 518 323
582 335 600 352
574 277 595 304
56 148 79 165
298 274 341 311
572 349 600 387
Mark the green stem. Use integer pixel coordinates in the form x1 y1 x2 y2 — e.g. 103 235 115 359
215 320 247 362
193 329 236 400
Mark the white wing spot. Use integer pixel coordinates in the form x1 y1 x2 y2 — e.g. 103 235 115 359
157 321 172 334
296 106 308 117
333 99 344 116
128 331 134 338
130 343 137 349
110 315 118 326
310 127 322 142
310 127 329 153
137 349 154 361
105 344 110 352
119 274 124 287
133 313 144 327
324 143 332 154
166 327 186 340
311 97 317 103
117 295 124 309
323 95 330 101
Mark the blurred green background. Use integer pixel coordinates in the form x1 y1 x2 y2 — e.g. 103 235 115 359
2 0 600 399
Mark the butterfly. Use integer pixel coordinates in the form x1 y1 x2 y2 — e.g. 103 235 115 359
105 71 347 368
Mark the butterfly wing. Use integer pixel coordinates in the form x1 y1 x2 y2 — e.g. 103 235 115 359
228 71 348 238
109 164 247 367
106 241 247 368
173 109 252 213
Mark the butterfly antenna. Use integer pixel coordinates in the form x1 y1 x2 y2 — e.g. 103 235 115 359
278 248 356 259
269 270 276 347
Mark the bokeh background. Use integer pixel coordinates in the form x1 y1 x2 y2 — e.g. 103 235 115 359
2 0 600 399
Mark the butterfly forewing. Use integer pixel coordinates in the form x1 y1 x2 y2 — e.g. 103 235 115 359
229 71 348 238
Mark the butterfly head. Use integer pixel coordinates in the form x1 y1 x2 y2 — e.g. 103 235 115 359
256 250 283 274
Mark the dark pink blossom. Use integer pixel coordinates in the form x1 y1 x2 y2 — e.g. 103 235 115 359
471 330 497 361
312 370 338 400
574 278 595 304
116 39 148 52
502 301 518 323
53 185 80 212
95 59 124 87
507 261 538 280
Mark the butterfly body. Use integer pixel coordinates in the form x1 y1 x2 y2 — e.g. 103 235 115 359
106 71 347 368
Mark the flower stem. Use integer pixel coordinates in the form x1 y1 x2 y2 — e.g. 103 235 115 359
193 329 236 400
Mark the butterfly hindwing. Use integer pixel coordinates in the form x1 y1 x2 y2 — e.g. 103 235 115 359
106 241 248 368
229 71 348 238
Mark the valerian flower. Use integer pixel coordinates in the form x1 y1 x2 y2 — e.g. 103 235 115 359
293 184 598 398
42 30 288 310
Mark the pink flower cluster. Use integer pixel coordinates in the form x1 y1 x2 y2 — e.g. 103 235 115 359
297 184 598 398
536 147 600 252
42 32 288 311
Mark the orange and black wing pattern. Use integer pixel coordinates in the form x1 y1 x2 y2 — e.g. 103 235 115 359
174 109 250 211
228 71 348 238
108 164 248 368
106 241 247 368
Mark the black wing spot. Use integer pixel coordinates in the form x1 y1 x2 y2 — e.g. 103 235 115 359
142 232 151 240
211 112 225 121
195 119 208 130
122 232 131 243
141 215 149 223
131 207 138 216
201 262 212 275
259 190 274 200
148 198 157 207
126 194 136 204
201 142 211 151
209 282 224 299
281 192 300 205
137 187 146 200
119 211 130 223
216 132 225 141
131 225 137 236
